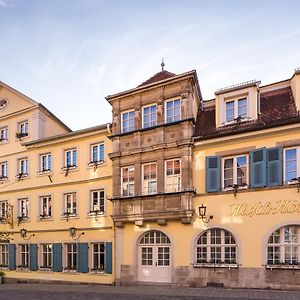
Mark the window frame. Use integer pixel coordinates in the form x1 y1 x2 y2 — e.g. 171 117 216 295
18 198 29 219
221 154 249 190
17 120 29 138
121 166 135 197
283 147 300 184
18 157 29 177
90 143 105 164
165 158 181 193
18 244 29 268
90 242 105 272
89 189 105 215
0 161 8 180
142 103 157 129
142 162 157 195
223 96 248 124
63 192 77 216
0 200 8 219
64 148 77 168
40 243 52 269
0 126 8 142
121 110 135 133
164 98 181 124
0 244 8 268
64 242 77 271
39 195 52 219
39 153 52 173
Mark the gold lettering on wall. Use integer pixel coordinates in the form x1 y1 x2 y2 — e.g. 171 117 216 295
228 200 300 217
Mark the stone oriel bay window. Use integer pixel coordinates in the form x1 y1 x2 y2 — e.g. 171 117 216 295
142 162 157 195
165 159 181 193
121 166 135 196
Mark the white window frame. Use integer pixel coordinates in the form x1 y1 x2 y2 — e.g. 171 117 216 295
91 242 105 272
40 195 52 218
222 155 249 190
64 148 77 168
40 243 52 269
121 166 135 197
0 244 8 268
0 200 8 219
90 189 105 214
18 198 29 218
19 244 29 268
18 158 29 177
283 147 300 184
121 110 135 133
142 162 157 195
63 193 77 216
224 97 248 124
90 143 105 164
64 243 77 271
165 158 181 193
195 228 238 266
0 127 8 142
17 120 29 137
0 161 8 180
40 153 52 173
142 104 157 128
165 98 181 124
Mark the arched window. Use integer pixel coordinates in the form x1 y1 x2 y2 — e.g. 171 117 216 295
267 225 300 266
140 230 171 245
196 228 237 265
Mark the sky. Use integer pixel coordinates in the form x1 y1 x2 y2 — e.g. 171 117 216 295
0 0 300 130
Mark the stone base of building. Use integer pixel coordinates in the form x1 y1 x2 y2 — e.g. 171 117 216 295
120 264 300 290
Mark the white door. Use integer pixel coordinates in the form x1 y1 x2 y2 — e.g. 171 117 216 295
138 231 171 283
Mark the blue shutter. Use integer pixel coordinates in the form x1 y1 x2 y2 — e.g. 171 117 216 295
206 156 221 192
250 148 267 188
52 243 62 272
267 146 282 186
77 243 89 273
105 242 112 274
8 244 16 270
29 244 38 271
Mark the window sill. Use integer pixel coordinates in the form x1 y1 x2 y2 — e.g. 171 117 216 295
16 266 30 271
15 174 30 181
61 214 78 220
37 170 53 176
63 269 79 274
223 185 248 192
0 140 9 145
61 166 78 175
88 270 108 276
38 267 52 272
193 263 238 269
221 118 251 127
0 177 9 183
266 264 300 270
88 211 105 218
15 135 30 141
38 216 53 221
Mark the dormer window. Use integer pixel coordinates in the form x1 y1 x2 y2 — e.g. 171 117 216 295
121 110 135 133
225 97 247 123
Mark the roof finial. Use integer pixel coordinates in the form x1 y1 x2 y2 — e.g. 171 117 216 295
161 58 165 71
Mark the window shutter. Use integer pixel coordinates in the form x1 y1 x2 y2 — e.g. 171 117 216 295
267 146 282 186
77 243 89 273
29 244 38 271
52 243 62 272
8 244 16 270
206 156 221 192
105 242 112 274
250 148 266 188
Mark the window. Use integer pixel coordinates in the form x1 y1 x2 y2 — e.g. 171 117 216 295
143 104 157 128
122 111 135 133
121 166 135 196
267 225 300 266
18 198 29 218
223 155 248 189
196 229 237 265
0 200 8 219
90 190 104 214
165 159 181 192
64 149 77 168
0 127 8 141
92 243 105 271
17 121 28 138
91 143 104 163
40 244 52 268
225 98 248 123
40 196 52 218
165 99 180 123
0 162 8 180
65 243 77 270
64 193 77 216
142 163 157 195
19 244 29 267
18 158 28 177
284 148 300 183
40 153 52 172
0 244 8 267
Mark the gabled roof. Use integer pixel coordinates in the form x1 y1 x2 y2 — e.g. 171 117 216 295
194 87 300 140
138 70 176 87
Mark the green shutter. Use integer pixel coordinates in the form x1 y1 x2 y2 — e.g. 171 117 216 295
29 244 38 271
206 156 221 192
250 148 267 188
8 244 16 270
52 243 62 272
267 146 282 186
105 242 112 274
77 243 89 273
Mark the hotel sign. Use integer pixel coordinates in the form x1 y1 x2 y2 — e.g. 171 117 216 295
228 200 300 217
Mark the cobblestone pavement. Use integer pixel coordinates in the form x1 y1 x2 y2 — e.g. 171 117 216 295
1 284 300 300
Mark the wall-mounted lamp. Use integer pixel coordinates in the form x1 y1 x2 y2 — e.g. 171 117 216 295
69 227 84 240
20 228 35 240
198 204 213 224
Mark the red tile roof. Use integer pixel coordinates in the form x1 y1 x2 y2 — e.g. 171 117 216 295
194 87 300 139
138 70 176 87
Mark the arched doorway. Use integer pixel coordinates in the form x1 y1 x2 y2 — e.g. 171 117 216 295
138 230 171 283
